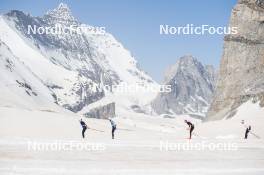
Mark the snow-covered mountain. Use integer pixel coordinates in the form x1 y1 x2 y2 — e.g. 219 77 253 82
0 3 157 116
151 55 217 118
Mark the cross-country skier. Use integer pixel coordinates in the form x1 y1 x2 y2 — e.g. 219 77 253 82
109 119 116 139
245 125 251 139
242 120 251 139
80 119 87 139
241 120 260 139
185 120 194 139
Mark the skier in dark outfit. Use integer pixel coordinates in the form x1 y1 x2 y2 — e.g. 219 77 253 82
185 120 194 139
245 125 251 139
80 119 87 139
109 119 117 139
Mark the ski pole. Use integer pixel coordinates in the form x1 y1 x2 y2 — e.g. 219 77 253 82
241 122 261 139
89 128 105 132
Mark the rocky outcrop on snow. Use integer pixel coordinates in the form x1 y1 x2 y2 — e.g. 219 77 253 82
151 55 217 118
0 3 157 116
206 0 264 121
84 102 115 119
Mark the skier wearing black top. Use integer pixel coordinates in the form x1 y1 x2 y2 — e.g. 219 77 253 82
80 119 87 139
109 119 117 139
245 125 251 139
185 120 194 139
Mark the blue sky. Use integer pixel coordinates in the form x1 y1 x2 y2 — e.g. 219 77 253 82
0 0 237 82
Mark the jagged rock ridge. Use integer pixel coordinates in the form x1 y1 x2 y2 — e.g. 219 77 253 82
151 55 217 118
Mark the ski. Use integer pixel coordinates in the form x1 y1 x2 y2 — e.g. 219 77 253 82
117 128 134 131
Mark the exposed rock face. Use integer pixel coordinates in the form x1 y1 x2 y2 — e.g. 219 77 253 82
84 102 115 119
206 0 264 121
151 55 217 118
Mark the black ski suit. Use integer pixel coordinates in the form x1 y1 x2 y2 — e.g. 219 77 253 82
245 126 251 139
80 120 87 138
186 121 194 139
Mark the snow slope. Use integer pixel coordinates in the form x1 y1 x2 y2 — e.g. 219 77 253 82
0 39 60 110
0 100 264 174
199 100 264 139
0 16 82 108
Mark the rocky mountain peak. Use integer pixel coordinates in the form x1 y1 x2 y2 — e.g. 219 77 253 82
163 55 203 84
178 55 196 64
44 3 76 24
57 3 70 10
152 55 216 118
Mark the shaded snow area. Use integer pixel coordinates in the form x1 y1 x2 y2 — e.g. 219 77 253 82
0 100 264 175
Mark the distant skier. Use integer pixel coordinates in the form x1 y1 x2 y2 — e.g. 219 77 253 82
241 120 260 139
79 119 87 139
241 120 251 139
245 125 251 139
185 120 194 139
109 119 117 139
